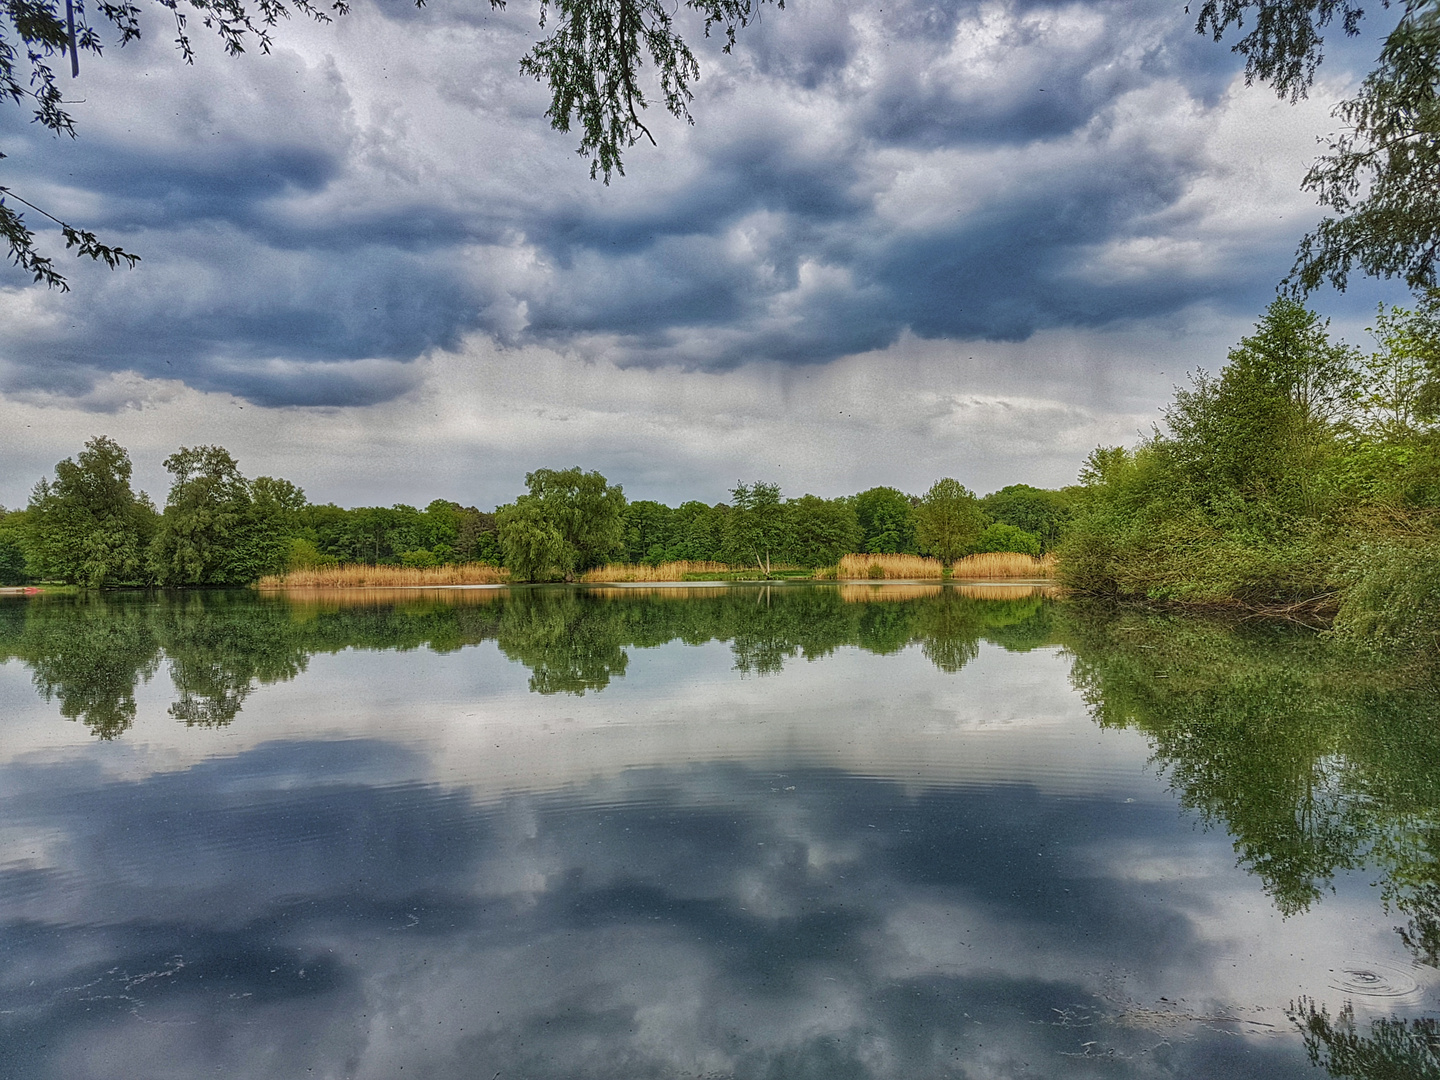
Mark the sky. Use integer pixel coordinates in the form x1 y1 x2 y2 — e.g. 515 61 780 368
0 0 1413 510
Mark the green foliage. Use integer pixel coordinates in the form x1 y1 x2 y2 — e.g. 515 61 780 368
497 466 626 579
623 500 676 563
149 445 296 585
496 500 571 581
0 508 30 585
913 478 986 565
1166 298 1357 515
854 487 918 554
1058 299 1440 612
286 537 335 571
1331 539 1440 654
979 484 1071 551
299 500 481 566
1061 433 1340 605
623 499 726 563
618 498 732 564
627 489 860 570
27 435 155 586
521 0 779 182
785 494 861 568
1197 0 1440 294
972 521 1041 556
1355 298 1440 440
1290 4 1440 294
725 481 788 575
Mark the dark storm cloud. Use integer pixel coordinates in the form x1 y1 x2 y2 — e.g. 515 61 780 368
0 0 1307 406
0 744 1317 1078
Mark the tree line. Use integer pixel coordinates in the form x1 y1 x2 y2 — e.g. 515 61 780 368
0 446 1072 587
0 586 1055 735
495 471 1070 581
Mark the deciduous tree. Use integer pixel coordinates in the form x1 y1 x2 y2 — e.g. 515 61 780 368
150 445 293 584
496 499 570 581
496 466 625 579
1355 297 1440 439
1166 297 1357 514
27 435 155 586
913 478 985 566
979 484 1071 552
725 480 786 576
972 522 1041 556
854 486 918 555
785 494 861 568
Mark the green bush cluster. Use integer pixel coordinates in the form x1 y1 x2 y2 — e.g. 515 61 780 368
1062 294 1440 649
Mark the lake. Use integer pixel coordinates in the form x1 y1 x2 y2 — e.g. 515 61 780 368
1 584 1437 1079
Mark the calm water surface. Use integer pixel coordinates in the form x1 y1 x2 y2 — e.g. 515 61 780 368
0 584 1437 1079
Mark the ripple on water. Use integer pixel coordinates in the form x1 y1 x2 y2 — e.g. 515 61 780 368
1328 961 1423 1004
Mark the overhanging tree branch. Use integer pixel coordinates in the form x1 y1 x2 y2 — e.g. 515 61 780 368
1200 0 1440 293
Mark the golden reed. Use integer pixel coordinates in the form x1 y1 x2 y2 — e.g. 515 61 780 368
258 563 510 588
949 552 1057 579
834 551 1056 580
834 553 944 579
579 560 733 583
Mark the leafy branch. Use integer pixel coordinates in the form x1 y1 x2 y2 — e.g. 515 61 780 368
521 0 778 182
1 178 139 289
1197 0 1440 293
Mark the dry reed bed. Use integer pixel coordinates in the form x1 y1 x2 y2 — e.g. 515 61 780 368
579 560 733 582
259 552 1057 589
834 553 944 579
834 551 1056 580
258 564 510 589
950 552 1057 579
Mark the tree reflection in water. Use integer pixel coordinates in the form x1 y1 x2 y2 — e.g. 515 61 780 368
0 584 1056 737
4 585 1440 1079
1291 999 1440 1080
